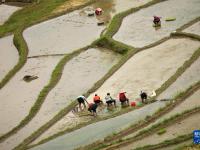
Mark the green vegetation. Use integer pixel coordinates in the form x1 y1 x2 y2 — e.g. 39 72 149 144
0 30 28 89
171 31 200 41
0 0 95 37
1 0 200 149
92 37 133 54
157 128 166 135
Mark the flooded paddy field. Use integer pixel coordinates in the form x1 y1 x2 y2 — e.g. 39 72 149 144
183 21 200 36
114 0 200 47
0 4 20 25
29 37 199 149
0 48 120 150
87 38 200 103
23 0 152 57
0 56 61 136
1 0 200 150
30 101 166 150
0 35 18 81
158 56 200 100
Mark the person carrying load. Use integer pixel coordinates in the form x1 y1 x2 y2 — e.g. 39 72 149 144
93 94 103 105
77 95 87 111
119 92 129 106
105 93 116 107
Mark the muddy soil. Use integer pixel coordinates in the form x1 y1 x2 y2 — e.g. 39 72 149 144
0 35 19 81
87 38 200 104
0 56 62 136
158 56 200 100
121 112 200 150
114 0 200 47
0 48 120 150
183 21 200 36
0 4 20 25
30 101 166 150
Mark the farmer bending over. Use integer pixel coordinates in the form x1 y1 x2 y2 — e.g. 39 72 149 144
119 92 129 106
105 93 116 107
93 94 103 105
88 103 98 116
77 95 87 110
140 91 147 103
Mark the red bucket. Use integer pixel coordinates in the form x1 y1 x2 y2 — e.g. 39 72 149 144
131 101 136 107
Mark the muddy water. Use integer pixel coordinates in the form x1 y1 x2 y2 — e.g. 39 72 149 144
121 111 200 150
184 21 200 36
31 101 166 150
114 0 200 48
31 111 94 145
23 0 152 57
0 48 120 150
87 38 200 104
0 56 62 136
0 35 19 81
0 4 20 25
158 56 200 100
124 89 200 140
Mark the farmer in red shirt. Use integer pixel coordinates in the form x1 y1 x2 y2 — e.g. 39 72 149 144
119 92 129 105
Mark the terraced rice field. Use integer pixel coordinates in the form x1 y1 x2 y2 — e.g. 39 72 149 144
23 0 152 57
0 56 62 135
0 35 18 80
114 0 200 47
124 88 200 140
87 38 200 102
120 111 200 150
0 0 200 150
30 101 167 150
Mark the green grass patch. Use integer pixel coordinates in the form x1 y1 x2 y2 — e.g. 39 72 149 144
0 0 96 37
157 128 166 135
92 36 133 54
0 29 28 89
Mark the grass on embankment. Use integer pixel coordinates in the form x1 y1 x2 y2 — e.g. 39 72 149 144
134 134 192 150
0 29 28 89
0 46 89 143
0 0 96 37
